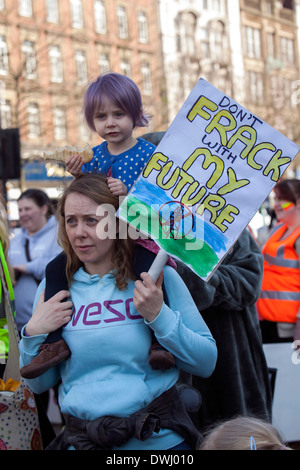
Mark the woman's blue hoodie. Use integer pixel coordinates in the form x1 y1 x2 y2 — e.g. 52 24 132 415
19 265 217 450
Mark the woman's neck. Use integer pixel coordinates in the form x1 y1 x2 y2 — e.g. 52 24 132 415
26 218 48 236
83 260 114 278
280 217 300 239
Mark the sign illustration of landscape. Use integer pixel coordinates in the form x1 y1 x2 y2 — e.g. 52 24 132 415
117 78 300 280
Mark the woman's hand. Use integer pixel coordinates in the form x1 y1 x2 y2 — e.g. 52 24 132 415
133 271 164 322
25 290 73 336
66 154 84 177
107 177 128 196
13 264 27 274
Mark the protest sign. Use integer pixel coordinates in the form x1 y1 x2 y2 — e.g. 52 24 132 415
117 78 300 280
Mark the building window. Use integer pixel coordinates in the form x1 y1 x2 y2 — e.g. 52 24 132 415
18 0 32 17
22 40 37 79
176 11 197 56
211 0 221 11
0 36 9 75
283 78 294 108
282 0 293 10
200 21 226 62
244 26 261 59
138 11 148 43
49 45 63 83
98 53 110 73
46 0 59 23
200 27 210 57
94 0 106 34
53 107 67 140
210 20 225 62
270 74 294 109
141 62 152 95
117 5 128 39
75 50 88 84
80 114 90 141
267 32 275 59
70 0 83 29
247 71 264 104
266 0 274 14
120 59 130 77
27 103 40 138
0 99 11 129
280 36 295 66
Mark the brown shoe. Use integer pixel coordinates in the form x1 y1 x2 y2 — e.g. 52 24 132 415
20 339 71 379
148 343 175 370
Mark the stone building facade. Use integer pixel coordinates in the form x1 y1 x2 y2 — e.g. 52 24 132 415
158 0 300 172
0 0 165 168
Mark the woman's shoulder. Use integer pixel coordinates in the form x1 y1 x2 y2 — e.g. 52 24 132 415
39 215 58 235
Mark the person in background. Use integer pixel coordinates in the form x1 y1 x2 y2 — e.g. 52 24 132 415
199 416 291 450
0 197 15 379
19 173 217 450
8 189 62 333
7 188 61 446
257 179 300 343
177 229 272 429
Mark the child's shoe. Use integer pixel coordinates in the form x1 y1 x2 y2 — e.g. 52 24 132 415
20 339 71 379
148 343 175 370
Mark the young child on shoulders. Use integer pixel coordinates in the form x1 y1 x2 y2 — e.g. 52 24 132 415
20 72 175 380
66 72 156 196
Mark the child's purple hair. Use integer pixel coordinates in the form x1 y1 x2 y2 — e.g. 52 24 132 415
83 72 150 131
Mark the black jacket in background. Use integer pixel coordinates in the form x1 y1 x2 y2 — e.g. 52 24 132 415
177 229 272 429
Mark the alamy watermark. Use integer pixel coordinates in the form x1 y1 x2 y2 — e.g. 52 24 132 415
291 341 300 365
291 80 300 107
96 199 205 251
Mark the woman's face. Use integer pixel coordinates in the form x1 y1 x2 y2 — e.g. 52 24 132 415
18 198 48 235
64 192 116 276
274 193 298 224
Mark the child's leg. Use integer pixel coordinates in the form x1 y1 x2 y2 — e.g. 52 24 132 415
43 252 68 343
44 251 68 298
20 252 71 379
133 243 175 370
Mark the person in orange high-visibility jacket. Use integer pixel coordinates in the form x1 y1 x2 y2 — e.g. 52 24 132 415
257 179 300 343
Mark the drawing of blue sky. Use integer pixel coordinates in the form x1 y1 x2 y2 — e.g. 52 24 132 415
129 177 228 255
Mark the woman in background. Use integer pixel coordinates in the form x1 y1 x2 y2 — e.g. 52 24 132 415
8 189 61 446
0 197 14 379
257 179 300 343
8 189 62 333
